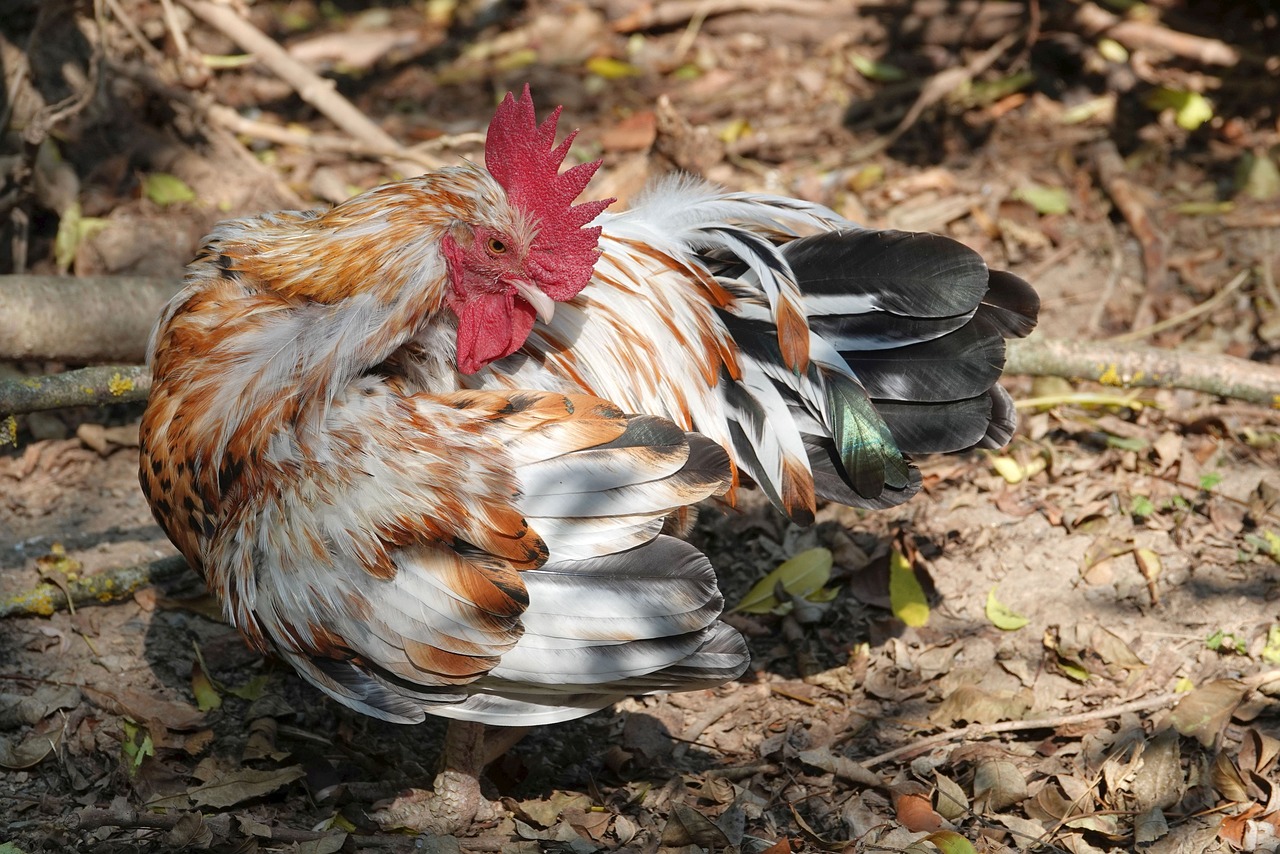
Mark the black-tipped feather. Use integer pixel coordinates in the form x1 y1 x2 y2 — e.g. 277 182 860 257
841 316 1008 403
784 230 990 317
873 395 996 455
980 270 1041 339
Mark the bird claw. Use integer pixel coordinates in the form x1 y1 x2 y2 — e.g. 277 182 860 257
371 768 493 835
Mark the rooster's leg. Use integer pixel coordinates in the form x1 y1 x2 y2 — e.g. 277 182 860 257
373 720 528 834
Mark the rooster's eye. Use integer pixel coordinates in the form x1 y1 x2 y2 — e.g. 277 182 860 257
486 237 507 255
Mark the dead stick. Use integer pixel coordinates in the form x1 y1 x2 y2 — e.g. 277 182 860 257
0 555 189 618
1092 139 1167 315
863 691 1182 767
177 0 430 175
0 275 181 362
612 0 837 32
1005 336 1280 409
1073 2 1239 67
0 365 151 419
66 805 350 845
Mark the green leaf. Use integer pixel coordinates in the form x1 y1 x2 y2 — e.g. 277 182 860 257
143 173 197 206
1205 629 1247 655
1096 38 1129 63
1106 434 1150 452
889 549 929 627
191 660 222 712
53 201 110 272
985 587 1029 631
1011 184 1070 216
849 53 905 82
1058 658 1090 682
1263 530 1280 562
733 548 833 614
1144 88 1214 131
121 720 155 775
1198 472 1223 491
991 455 1025 483
925 830 978 854
1262 625 1280 665
226 674 269 700
585 56 640 79
1131 494 1155 518
1174 200 1234 215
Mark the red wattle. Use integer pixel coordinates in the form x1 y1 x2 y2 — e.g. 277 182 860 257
454 292 537 374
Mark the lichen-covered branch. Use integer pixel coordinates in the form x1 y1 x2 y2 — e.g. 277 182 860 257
0 555 190 618
0 365 151 418
1006 336 1280 409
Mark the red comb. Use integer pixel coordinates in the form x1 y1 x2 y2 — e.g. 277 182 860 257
485 86 614 300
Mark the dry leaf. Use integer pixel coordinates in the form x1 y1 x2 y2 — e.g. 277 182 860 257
934 771 969 821
515 791 593 828
1169 680 1248 746
1132 728 1184 812
894 790 944 832
188 765 305 808
660 805 729 848
973 759 1028 812
797 747 882 787
1134 806 1169 845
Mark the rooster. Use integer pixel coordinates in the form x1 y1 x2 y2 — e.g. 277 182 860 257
139 86 1037 833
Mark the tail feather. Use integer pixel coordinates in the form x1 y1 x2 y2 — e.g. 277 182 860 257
980 270 1041 339
841 316 1008 403
872 396 992 454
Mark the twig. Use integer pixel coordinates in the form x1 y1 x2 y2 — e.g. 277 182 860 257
848 31 1022 161
862 691 1182 767
612 0 837 33
0 365 151 419
177 0 436 175
1073 2 1239 67
1085 229 1125 336
0 274 182 362
66 805 349 846
1092 138 1167 320
0 555 188 618
109 59 460 177
1108 268 1251 344
1005 336 1280 409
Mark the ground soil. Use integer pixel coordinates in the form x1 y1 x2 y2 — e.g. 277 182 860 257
2 1 1280 852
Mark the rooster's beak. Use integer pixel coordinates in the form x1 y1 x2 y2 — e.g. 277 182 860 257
512 280 556 324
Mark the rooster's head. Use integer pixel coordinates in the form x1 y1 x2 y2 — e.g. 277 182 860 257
443 85 614 374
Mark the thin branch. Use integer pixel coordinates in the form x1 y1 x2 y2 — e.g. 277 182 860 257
1005 336 1280 409
1107 269 1251 345
1093 138 1167 320
177 0 436 175
862 691 1182 767
847 31 1022 161
1073 2 1239 67
0 555 188 618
